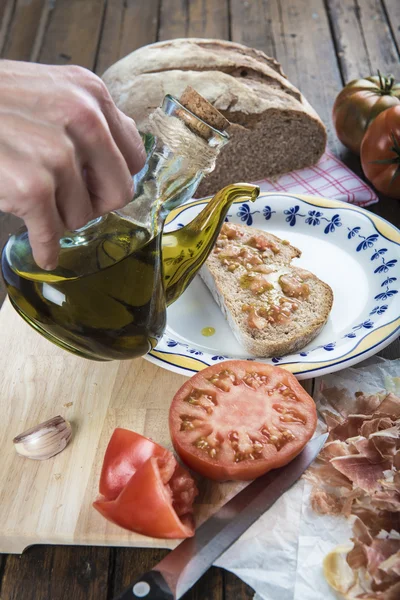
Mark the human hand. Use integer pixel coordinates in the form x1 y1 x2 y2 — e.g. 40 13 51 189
0 60 146 270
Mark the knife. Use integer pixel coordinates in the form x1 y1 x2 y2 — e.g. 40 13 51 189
114 433 328 600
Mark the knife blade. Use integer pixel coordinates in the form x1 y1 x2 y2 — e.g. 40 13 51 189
114 433 328 600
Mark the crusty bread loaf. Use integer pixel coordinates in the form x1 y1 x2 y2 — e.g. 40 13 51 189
102 38 327 198
200 223 333 357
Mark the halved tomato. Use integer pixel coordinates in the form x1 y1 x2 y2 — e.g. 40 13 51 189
93 428 198 538
169 361 317 481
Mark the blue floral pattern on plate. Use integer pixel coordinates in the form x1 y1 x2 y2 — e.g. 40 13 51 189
370 305 388 316
236 203 260 226
263 205 276 220
284 205 304 227
283 206 342 234
150 193 400 379
166 338 203 356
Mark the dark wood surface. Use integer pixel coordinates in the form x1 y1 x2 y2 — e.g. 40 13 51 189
0 1 399 598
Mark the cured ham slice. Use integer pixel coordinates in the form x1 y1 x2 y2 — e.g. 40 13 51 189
307 461 353 489
371 491 400 513
370 426 400 460
361 416 395 438
394 451 400 470
329 415 372 442
319 440 353 461
354 392 382 415
348 436 384 463
310 489 343 515
322 410 343 430
365 539 400 578
351 506 400 537
330 456 392 494
376 394 400 418
378 551 400 583
306 384 400 598
353 515 374 545
384 581 400 600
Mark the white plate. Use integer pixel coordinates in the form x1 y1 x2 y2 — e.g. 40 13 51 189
146 193 400 379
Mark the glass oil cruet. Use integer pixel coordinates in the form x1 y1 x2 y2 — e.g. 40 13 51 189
1 86 259 361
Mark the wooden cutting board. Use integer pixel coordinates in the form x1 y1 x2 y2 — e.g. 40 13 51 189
0 298 247 553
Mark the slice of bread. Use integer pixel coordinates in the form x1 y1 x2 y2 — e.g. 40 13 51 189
200 223 333 357
102 38 327 199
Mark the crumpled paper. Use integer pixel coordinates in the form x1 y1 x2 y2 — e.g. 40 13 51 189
215 357 400 600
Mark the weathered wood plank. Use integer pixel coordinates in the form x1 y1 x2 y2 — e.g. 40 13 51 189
379 339 400 361
230 0 276 57
1 545 111 600
1 0 48 61
159 0 229 41
158 0 187 40
110 548 168 598
383 0 400 52
187 0 229 39
110 547 224 600
188 567 224 600
0 0 15 54
0 552 7 597
224 571 254 600
230 0 344 151
370 196 400 229
95 0 160 75
326 0 400 83
38 0 106 69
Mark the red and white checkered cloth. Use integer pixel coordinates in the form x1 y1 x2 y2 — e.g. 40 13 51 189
254 150 378 207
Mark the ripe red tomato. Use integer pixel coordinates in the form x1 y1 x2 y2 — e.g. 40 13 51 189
169 361 317 481
360 105 400 199
333 73 400 154
93 428 198 538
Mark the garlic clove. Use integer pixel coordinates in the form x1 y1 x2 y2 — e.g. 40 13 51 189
13 415 72 460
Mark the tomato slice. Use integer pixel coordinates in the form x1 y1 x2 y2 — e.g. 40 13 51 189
93 428 198 538
169 361 317 481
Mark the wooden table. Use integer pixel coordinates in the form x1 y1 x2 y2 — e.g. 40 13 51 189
0 1 399 598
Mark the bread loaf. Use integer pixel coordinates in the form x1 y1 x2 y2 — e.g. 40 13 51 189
200 222 333 357
102 38 327 198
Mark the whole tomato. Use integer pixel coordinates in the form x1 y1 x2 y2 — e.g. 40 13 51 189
360 105 400 199
333 72 400 154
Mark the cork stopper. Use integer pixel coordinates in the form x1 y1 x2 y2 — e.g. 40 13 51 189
178 86 230 139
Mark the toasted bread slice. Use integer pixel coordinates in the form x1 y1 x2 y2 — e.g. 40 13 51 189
200 223 333 357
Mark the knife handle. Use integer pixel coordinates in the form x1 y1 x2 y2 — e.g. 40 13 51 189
113 570 174 600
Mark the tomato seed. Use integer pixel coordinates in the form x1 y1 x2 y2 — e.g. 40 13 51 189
195 438 209 450
180 420 195 431
242 372 268 390
208 370 237 392
279 413 306 424
184 389 217 413
234 451 245 462
194 436 219 458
